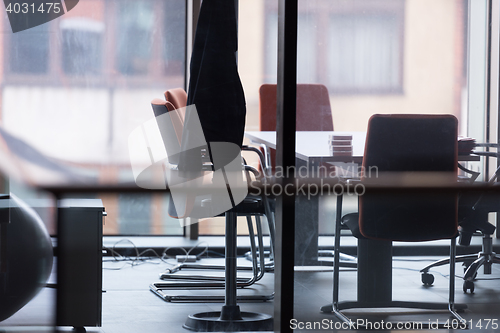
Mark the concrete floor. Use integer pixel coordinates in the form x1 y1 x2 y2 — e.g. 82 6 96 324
1 239 499 332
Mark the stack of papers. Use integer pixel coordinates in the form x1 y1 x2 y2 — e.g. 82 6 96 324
329 134 353 156
458 136 476 155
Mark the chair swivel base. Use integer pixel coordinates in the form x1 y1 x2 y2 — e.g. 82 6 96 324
183 305 273 332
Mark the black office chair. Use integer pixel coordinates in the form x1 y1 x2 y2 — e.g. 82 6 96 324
420 148 500 293
322 114 467 326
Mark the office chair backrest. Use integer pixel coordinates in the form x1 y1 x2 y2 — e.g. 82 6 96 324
151 94 199 219
165 88 187 111
152 91 247 220
259 84 334 131
151 98 184 165
151 88 188 163
359 114 458 241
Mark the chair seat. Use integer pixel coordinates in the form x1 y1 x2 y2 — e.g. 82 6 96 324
229 195 265 215
202 195 265 217
341 213 366 239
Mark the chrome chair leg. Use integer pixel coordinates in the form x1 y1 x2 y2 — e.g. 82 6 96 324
150 214 274 302
420 254 479 274
422 233 500 293
448 237 467 325
158 215 266 284
322 195 468 327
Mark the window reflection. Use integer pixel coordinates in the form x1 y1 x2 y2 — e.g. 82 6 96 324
116 1 154 75
118 193 152 234
265 0 404 93
1 0 187 236
328 13 401 93
8 25 49 74
61 18 104 75
163 0 186 76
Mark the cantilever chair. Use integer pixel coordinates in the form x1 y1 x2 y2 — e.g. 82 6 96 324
148 95 273 330
259 83 333 132
323 114 467 326
151 89 273 286
149 91 274 305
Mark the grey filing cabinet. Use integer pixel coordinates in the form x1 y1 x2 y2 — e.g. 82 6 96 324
56 199 105 331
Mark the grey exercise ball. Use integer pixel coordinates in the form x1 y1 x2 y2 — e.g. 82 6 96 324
0 194 53 321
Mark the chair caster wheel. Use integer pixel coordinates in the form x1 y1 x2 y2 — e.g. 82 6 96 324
463 280 474 293
421 272 434 285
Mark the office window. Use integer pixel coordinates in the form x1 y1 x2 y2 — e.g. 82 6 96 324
8 25 49 74
162 195 184 235
4 0 186 86
61 18 104 75
328 14 402 93
115 1 154 75
117 193 152 234
1 0 187 236
264 13 316 83
263 13 277 83
265 0 404 94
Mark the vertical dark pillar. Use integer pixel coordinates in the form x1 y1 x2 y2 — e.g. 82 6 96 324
184 0 201 240
485 0 492 178
275 0 298 331
0 177 9 279
185 0 201 90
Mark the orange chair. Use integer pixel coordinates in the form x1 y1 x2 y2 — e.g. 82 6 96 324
149 89 275 307
258 84 334 171
150 89 187 168
258 83 333 132
164 88 187 112
324 114 467 325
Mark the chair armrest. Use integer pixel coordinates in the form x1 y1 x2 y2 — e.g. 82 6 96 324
458 163 480 183
346 178 361 185
242 145 271 178
245 165 260 179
